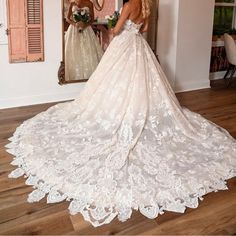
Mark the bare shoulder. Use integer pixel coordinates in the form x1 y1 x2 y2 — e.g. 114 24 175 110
123 2 131 10
122 2 132 14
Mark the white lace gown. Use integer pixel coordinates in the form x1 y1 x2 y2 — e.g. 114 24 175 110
64 6 103 81
6 19 236 227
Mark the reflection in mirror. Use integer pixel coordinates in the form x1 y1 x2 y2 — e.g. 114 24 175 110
60 0 104 83
93 0 104 11
58 0 159 84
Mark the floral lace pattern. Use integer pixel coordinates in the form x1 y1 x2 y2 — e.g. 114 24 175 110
6 20 236 227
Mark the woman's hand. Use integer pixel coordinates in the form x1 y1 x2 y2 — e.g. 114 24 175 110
76 22 86 29
109 28 115 39
66 17 76 27
110 28 118 37
110 28 114 35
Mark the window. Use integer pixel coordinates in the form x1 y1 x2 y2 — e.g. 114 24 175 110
210 1 236 74
6 0 44 63
213 0 236 36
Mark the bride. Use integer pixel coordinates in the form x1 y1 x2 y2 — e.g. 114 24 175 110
6 0 236 227
64 0 103 81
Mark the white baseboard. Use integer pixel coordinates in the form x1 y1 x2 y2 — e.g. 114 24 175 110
0 92 80 109
0 80 211 109
174 80 210 93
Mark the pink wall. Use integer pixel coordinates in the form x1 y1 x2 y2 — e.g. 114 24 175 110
94 0 115 19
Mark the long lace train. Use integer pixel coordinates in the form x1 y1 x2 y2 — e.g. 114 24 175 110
6 19 236 227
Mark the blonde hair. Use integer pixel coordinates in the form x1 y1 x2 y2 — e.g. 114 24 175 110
141 0 152 19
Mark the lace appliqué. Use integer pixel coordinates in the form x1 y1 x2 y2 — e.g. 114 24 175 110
6 19 236 227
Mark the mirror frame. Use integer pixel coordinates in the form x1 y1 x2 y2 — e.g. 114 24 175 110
58 0 159 85
58 0 90 85
93 0 104 11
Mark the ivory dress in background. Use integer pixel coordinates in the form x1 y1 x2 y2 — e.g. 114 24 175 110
64 6 103 81
6 19 236 227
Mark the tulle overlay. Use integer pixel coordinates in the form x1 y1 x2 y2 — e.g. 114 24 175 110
6 20 236 227
64 6 103 81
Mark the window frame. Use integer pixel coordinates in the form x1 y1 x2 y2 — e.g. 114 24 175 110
215 0 236 30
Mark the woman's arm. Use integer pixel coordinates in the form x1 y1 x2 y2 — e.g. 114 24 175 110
140 17 149 33
112 3 131 36
66 3 76 26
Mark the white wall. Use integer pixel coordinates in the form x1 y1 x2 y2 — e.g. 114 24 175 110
0 0 7 44
0 0 85 109
157 0 215 92
156 0 179 88
115 0 123 11
175 0 215 92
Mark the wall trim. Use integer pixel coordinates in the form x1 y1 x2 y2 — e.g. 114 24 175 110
174 80 210 93
0 80 211 109
0 82 211 109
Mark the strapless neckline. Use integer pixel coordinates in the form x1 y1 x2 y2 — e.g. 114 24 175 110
123 19 143 34
72 5 90 11
127 19 144 26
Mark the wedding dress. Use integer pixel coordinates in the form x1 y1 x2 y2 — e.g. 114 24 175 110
6 19 236 227
64 6 103 81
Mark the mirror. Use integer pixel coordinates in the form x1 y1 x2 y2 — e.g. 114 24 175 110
93 0 104 11
59 0 107 84
58 0 159 85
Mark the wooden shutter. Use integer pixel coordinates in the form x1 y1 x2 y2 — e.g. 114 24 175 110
6 0 44 63
7 0 27 62
25 0 44 61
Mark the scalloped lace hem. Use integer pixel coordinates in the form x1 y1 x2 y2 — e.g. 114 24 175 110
6 145 236 227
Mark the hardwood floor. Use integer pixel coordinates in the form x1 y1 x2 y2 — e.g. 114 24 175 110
0 85 236 235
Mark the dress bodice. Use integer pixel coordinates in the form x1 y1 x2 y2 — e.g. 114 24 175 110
72 5 90 13
123 19 143 34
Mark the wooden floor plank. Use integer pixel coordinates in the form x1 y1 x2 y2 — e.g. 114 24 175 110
0 209 74 235
0 84 236 235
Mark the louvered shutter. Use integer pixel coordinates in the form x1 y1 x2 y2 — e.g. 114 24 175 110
6 0 44 63
7 0 27 62
25 0 44 62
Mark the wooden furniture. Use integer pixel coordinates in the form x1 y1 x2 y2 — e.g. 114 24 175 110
224 33 236 87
